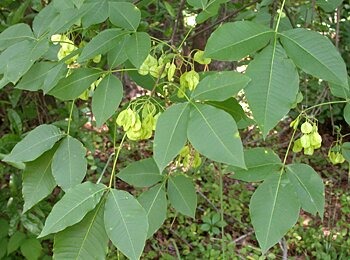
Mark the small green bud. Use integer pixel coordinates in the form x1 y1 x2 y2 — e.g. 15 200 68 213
290 117 300 130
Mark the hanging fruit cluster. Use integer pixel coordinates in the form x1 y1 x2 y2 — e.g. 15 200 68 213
51 34 79 64
138 54 176 81
177 145 202 170
293 120 322 155
116 102 160 141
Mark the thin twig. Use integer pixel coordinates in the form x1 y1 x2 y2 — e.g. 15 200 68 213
232 231 254 244
278 237 288 260
170 0 186 46
189 0 261 39
270 0 278 29
283 5 295 28
165 226 193 249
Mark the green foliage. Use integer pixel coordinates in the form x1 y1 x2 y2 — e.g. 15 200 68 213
104 189 148 260
0 0 349 258
168 175 197 218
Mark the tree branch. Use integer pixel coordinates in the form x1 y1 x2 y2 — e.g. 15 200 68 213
189 0 261 40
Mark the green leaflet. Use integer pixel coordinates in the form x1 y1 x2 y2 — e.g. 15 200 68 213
342 142 350 162
316 0 343 12
280 28 348 87
126 32 151 68
52 136 87 192
167 175 197 218
73 0 85 8
20 238 42 260
153 103 190 172
7 231 26 255
0 38 49 84
78 28 125 62
53 0 75 11
48 6 88 35
104 189 148 260
81 0 109 28
42 63 68 94
228 148 282 182
329 78 350 99
92 74 123 127
53 201 108 260
118 158 163 188
196 0 229 24
39 182 106 238
0 238 7 259
187 104 245 168
205 98 254 129
191 71 250 102
22 147 57 213
0 219 9 239
16 62 56 91
250 173 300 253
108 2 141 31
344 103 350 126
32 3 59 37
0 23 33 51
204 21 274 61
3 124 63 163
245 43 299 138
286 164 325 217
107 34 129 68
49 68 101 100
138 183 167 237
187 0 208 9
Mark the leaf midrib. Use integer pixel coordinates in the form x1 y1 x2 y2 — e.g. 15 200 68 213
158 103 189 170
41 187 105 237
263 173 283 250
169 178 193 215
76 200 105 259
193 77 249 99
287 166 319 213
192 104 237 163
80 30 123 60
280 33 344 85
111 191 137 260
209 30 273 57
25 156 54 211
7 132 62 162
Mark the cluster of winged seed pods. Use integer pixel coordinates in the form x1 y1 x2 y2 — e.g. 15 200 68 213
116 103 160 141
178 145 202 170
328 150 345 165
293 121 322 155
51 34 79 65
138 54 176 81
79 76 104 101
